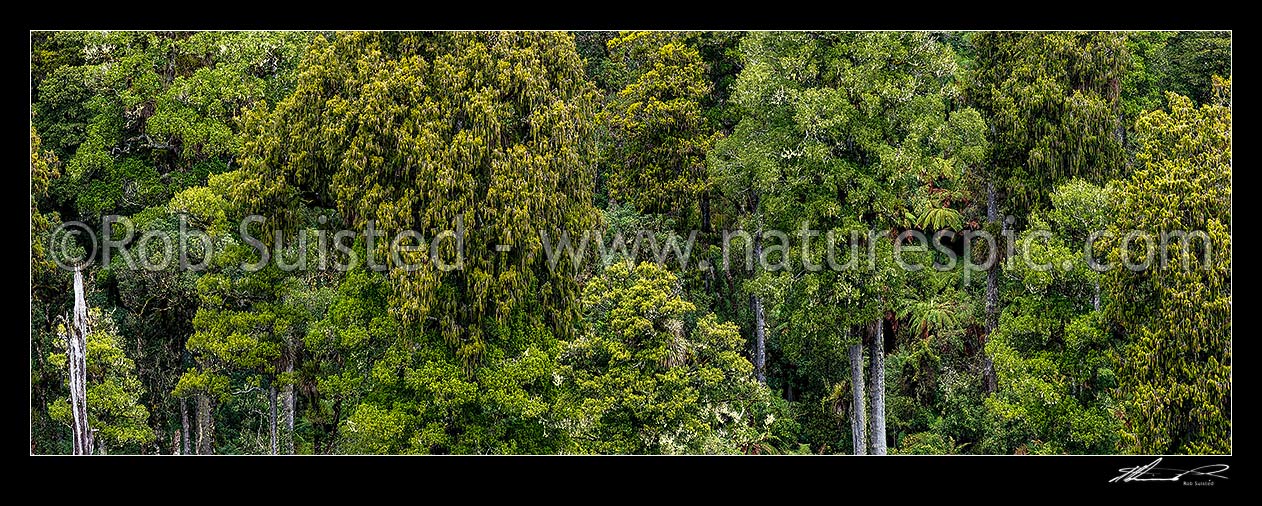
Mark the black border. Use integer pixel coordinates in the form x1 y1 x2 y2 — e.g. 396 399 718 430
27 454 1237 497
23 6 1234 30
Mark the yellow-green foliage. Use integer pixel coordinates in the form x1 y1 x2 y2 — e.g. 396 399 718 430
561 262 774 454
237 32 600 367
1105 79 1231 454
30 123 60 279
600 32 722 221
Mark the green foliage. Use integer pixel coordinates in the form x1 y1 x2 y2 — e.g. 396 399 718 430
239 32 600 367
97 209 203 453
31 124 61 279
306 265 570 454
1105 81 1231 454
914 207 964 232
687 31 745 132
31 120 77 455
982 180 1121 454
600 31 723 222
28 31 1232 456
891 431 962 455
31 32 86 102
1122 32 1175 123
167 168 237 235
1161 32 1232 105
573 31 619 92
986 312 1121 454
48 308 156 453
1123 32 1231 130
561 262 777 453
882 262 989 454
712 33 987 432
967 32 1129 219
897 273 971 342
34 31 312 223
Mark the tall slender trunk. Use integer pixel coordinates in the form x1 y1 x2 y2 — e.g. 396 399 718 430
180 398 191 455
196 394 214 455
269 381 278 455
1093 279 1101 312
868 319 886 455
982 182 1000 394
751 298 767 386
751 227 767 385
849 340 867 455
284 359 295 454
746 192 767 385
69 268 92 455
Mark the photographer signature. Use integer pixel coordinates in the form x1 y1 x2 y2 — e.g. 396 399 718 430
1110 458 1229 483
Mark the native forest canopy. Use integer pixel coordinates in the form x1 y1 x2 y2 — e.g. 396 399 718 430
30 31 1230 455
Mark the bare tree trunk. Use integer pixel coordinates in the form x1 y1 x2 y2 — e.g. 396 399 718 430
849 340 867 455
751 292 767 384
751 231 767 385
69 268 93 455
196 394 214 455
269 382 278 455
751 297 766 386
284 359 295 455
1093 279 1101 312
868 319 886 455
982 182 1000 394
180 398 191 455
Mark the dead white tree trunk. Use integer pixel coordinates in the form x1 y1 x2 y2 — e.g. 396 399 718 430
196 394 214 455
849 338 867 455
269 381 278 455
284 359 295 455
69 268 92 455
868 319 886 455
180 398 191 455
